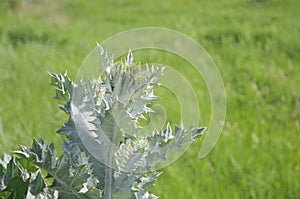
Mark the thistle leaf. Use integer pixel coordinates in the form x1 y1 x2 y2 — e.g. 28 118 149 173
0 156 30 198
16 139 101 199
46 46 206 198
28 171 45 196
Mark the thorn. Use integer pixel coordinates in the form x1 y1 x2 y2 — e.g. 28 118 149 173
96 42 104 55
126 49 133 65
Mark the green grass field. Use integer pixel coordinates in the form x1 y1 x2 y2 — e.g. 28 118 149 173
1 0 299 198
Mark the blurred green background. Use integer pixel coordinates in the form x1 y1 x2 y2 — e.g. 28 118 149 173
0 0 299 198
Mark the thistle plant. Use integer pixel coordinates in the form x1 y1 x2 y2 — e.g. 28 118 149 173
0 45 205 199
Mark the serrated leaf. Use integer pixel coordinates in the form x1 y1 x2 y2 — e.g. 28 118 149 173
0 157 30 198
49 72 73 114
191 127 206 140
136 172 161 192
161 123 173 143
0 154 12 169
110 62 163 119
134 191 158 199
46 46 206 198
29 171 45 196
16 139 101 199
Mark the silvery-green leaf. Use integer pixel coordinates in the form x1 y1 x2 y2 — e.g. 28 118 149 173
0 154 12 169
47 47 206 198
16 139 101 199
134 191 158 199
161 123 173 143
0 157 30 198
28 171 45 196
191 127 206 140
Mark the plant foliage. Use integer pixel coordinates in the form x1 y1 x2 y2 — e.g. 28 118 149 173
0 45 205 199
